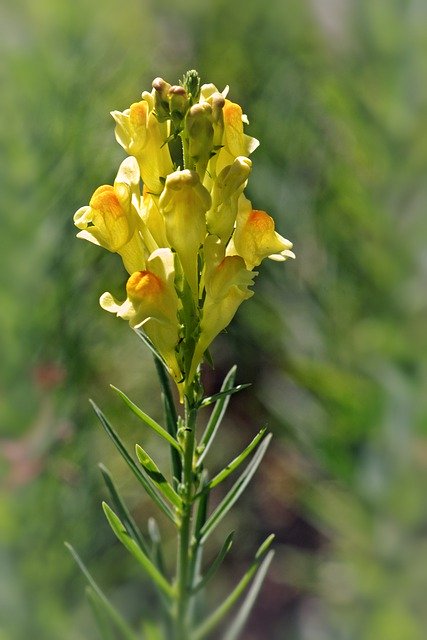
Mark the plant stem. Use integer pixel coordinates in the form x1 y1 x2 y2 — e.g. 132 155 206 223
175 395 197 639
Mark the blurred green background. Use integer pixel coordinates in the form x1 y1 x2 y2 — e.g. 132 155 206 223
1 0 427 638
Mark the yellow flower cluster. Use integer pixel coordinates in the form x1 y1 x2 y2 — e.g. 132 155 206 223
74 72 294 399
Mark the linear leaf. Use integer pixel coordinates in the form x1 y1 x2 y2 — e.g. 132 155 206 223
200 434 272 542
199 384 251 408
197 366 237 467
222 551 275 640
99 463 150 555
102 502 174 599
110 385 181 453
90 400 177 524
147 517 167 576
65 543 138 640
153 357 181 486
193 536 275 640
86 587 116 640
135 444 182 510
205 429 267 491
192 531 235 593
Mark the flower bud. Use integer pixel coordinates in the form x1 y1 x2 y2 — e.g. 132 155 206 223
182 69 201 104
152 77 171 122
186 102 214 179
168 85 189 129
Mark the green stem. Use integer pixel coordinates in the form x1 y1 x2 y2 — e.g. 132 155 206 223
175 395 197 639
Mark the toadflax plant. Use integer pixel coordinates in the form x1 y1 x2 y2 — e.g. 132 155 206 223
68 70 294 640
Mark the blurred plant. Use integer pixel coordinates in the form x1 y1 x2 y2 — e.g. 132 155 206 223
68 70 294 639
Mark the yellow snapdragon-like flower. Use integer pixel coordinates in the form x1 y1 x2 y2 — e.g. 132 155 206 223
111 92 173 195
159 169 211 296
100 248 183 390
206 156 252 245
74 156 146 274
189 235 256 382
228 196 295 270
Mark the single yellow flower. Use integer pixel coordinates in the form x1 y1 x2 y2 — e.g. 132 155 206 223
189 235 256 382
111 91 173 195
228 196 295 270
206 156 252 244
215 99 259 175
159 169 211 296
74 156 146 274
100 248 182 389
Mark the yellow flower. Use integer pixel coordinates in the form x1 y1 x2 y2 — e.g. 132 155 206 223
206 156 252 244
100 248 183 390
228 196 295 270
188 235 256 382
111 91 173 195
73 156 146 274
139 187 169 252
159 169 211 296
215 99 259 175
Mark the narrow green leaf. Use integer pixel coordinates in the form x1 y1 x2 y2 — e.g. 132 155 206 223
199 384 251 408
193 475 210 540
205 428 268 491
193 536 275 640
222 551 275 640
110 385 181 453
197 366 237 467
192 531 235 593
86 587 116 640
99 463 150 555
153 357 182 486
90 400 177 524
102 502 174 599
147 517 167 576
135 444 182 510
65 542 138 640
200 434 272 542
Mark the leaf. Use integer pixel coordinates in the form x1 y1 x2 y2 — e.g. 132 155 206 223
193 535 275 640
99 463 150 556
222 551 275 640
197 366 237 467
86 587 116 640
65 542 138 640
199 434 272 543
199 384 251 408
147 517 167 576
205 428 268 491
102 502 174 599
90 400 177 524
153 357 182 486
192 531 235 593
110 385 181 453
135 444 182 510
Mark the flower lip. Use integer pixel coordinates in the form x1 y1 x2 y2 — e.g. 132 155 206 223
89 186 124 219
126 271 163 301
129 101 149 128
